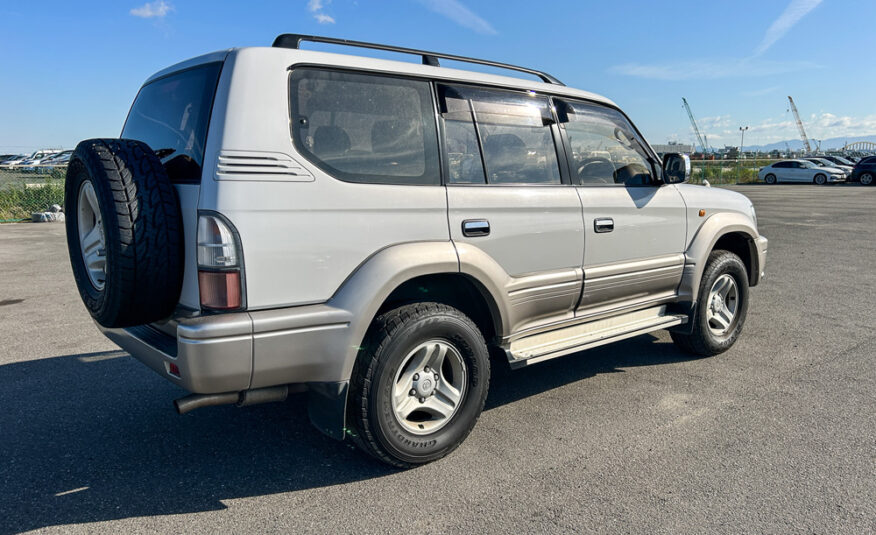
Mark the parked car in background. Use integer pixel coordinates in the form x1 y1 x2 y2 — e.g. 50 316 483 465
758 159 846 185
6 149 63 169
850 156 876 186
802 157 852 178
36 150 73 173
820 155 856 169
0 154 24 163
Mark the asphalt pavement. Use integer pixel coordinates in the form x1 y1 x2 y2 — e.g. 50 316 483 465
0 184 873 534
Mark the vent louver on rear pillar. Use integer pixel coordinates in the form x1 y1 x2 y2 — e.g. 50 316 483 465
216 150 314 181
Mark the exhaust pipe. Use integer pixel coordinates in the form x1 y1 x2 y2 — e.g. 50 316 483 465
174 385 289 414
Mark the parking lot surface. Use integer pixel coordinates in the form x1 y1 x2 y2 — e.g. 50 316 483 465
1 185 874 534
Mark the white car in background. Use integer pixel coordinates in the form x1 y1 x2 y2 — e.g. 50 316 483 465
758 159 846 185
802 157 852 178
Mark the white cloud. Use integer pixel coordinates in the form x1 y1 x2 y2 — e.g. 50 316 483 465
130 0 173 18
689 112 876 146
314 13 335 24
612 0 822 81
308 0 335 24
754 0 823 56
610 58 817 80
417 0 496 35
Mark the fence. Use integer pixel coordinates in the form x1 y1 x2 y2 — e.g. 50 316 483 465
688 158 780 185
0 167 67 222
0 158 779 222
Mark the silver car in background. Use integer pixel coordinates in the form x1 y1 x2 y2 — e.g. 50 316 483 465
758 159 846 185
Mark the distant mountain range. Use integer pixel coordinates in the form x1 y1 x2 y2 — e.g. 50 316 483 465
742 134 876 152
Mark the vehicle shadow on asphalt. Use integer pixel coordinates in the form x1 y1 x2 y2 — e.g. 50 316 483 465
0 336 697 532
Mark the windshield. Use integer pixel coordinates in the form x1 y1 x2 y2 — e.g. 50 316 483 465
834 156 853 165
801 161 817 169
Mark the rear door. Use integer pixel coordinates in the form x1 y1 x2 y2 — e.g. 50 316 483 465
553 99 686 315
439 84 584 333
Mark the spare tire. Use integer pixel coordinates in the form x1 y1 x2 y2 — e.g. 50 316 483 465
65 139 183 327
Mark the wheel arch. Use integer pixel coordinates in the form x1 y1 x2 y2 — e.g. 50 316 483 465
679 213 759 305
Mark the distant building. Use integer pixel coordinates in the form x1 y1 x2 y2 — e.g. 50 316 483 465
652 142 694 155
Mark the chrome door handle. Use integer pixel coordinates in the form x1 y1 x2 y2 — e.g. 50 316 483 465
462 219 490 237
594 217 614 233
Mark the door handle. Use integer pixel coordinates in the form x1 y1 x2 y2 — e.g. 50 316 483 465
462 219 490 237
594 217 614 233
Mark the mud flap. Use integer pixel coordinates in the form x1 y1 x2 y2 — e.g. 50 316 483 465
307 380 349 441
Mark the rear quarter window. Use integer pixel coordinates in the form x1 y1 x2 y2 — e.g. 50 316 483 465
289 68 440 185
121 62 222 184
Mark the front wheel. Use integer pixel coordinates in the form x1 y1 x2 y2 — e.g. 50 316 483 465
348 302 490 468
671 251 750 356
764 173 777 185
814 173 827 185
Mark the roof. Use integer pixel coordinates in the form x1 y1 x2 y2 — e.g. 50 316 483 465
143 46 617 109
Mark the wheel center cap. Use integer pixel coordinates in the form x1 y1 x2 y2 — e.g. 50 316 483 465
712 294 724 313
414 374 435 397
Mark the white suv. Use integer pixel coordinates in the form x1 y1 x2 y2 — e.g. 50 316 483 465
65 35 768 467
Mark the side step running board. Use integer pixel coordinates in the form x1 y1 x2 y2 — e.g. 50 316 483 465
507 306 687 368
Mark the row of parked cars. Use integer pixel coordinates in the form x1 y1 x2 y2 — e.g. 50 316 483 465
757 155 875 185
0 149 73 172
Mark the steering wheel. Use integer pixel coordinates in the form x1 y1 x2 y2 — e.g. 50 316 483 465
576 157 615 183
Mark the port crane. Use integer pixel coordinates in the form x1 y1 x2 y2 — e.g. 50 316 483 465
682 98 710 153
787 96 812 154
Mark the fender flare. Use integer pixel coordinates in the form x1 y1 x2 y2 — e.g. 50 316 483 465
679 212 759 304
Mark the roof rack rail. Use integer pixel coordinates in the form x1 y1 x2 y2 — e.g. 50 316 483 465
271 34 564 86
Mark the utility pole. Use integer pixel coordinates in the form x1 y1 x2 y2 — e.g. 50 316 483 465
738 126 748 181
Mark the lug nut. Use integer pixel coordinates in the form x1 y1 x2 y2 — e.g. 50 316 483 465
413 373 419 381
409 389 416 396
424 366 430 372
419 397 425 403
434 373 439 381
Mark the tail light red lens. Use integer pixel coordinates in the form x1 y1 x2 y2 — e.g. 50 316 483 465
197 213 244 311
198 271 242 310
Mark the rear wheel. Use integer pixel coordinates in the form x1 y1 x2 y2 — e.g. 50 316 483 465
860 172 874 186
764 173 777 185
671 251 749 356
814 173 827 185
348 302 490 468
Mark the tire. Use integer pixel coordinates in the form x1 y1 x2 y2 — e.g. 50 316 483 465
671 250 750 357
860 172 874 186
764 174 777 185
348 302 490 468
65 139 183 328
813 173 827 185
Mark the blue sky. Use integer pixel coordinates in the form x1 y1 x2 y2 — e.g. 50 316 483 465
1 0 872 153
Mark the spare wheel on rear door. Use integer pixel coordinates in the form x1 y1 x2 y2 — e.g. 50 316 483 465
65 138 184 327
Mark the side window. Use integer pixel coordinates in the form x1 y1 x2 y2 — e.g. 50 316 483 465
774 162 789 168
555 99 654 186
440 85 561 185
290 69 440 185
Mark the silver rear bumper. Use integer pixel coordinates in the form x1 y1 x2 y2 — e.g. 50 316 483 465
98 303 353 394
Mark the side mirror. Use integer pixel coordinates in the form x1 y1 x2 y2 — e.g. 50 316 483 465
662 153 690 184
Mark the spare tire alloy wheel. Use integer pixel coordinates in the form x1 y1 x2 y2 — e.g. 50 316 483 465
77 180 106 290
65 139 183 328
860 172 874 186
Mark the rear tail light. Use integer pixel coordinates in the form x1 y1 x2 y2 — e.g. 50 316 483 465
197 213 244 311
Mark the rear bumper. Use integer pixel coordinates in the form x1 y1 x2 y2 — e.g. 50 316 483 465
752 235 768 286
98 303 353 394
